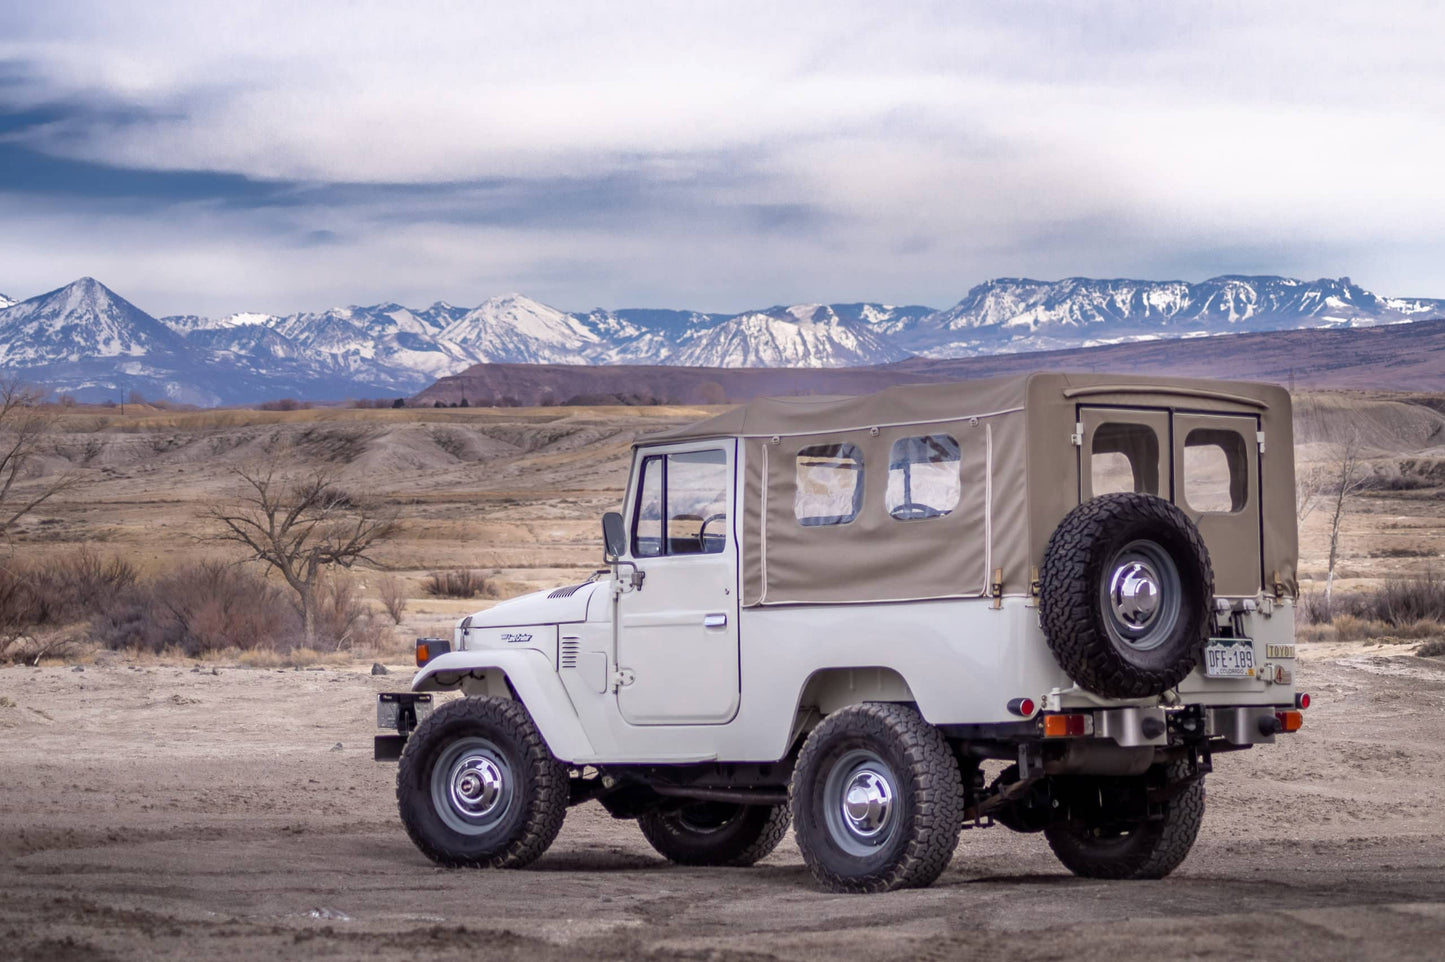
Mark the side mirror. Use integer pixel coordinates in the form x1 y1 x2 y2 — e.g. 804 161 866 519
602 512 626 561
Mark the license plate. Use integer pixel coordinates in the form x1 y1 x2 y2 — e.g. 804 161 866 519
377 693 433 729
1204 639 1256 678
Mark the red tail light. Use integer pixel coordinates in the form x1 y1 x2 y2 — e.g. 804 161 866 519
1006 697 1036 717
1295 693 1311 710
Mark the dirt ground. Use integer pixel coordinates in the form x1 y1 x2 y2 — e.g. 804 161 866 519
5 395 1445 959
3 642 1445 962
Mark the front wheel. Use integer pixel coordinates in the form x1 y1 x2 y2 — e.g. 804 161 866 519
1044 761 1205 879
396 696 569 868
638 801 790 866
790 702 963 893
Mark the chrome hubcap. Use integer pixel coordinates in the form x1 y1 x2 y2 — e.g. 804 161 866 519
823 749 901 855
1110 560 1161 629
447 754 505 819
841 770 893 837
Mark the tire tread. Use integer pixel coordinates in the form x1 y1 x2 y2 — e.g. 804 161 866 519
791 702 963 893
396 696 568 869
1039 493 1213 698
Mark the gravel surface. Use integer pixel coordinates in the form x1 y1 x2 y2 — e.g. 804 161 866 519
4 644 1445 961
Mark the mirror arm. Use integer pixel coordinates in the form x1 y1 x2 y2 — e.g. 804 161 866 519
607 557 645 591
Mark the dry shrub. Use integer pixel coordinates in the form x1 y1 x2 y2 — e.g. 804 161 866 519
0 551 137 662
1298 572 1445 632
311 577 389 651
424 568 500 599
377 574 408 624
1330 614 1372 641
1417 638 1445 658
93 566 390 656
93 562 303 656
1369 571 1445 627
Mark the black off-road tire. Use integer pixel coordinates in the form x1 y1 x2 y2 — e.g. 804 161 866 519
396 696 569 869
1040 492 1214 698
790 702 963 893
1044 762 1205 880
638 802 790 867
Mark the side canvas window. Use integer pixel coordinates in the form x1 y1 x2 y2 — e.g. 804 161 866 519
795 443 863 526
631 449 730 556
886 435 960 520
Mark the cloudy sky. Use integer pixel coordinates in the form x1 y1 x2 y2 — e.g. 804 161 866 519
1 1 1442 316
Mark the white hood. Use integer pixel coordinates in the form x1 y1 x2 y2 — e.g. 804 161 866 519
464 580 602 630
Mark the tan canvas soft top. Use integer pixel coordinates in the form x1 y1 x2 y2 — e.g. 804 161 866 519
646 372 1296 608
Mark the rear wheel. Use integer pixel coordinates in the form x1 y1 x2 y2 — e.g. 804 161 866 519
790 702 963 893
638 801 790 866
396 696 569 868
1043 761 1205 879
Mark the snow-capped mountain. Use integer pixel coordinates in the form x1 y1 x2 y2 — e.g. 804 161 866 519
439 294 602 364
0 277 187 365
670 305 912 367
912 275 1445 357
0 292 15 310
1 274 1441 405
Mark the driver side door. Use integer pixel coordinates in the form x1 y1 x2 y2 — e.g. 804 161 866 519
615 441 740 725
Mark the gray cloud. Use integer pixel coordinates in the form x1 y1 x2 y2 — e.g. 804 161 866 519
0 1 1443 315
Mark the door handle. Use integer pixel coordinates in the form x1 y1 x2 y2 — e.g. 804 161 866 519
703 613 727 628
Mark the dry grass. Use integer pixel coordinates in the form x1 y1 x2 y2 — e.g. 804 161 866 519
423 569 501 599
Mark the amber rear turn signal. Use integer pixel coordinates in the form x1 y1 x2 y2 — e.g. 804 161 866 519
1042 713 1092 737
1275 710 1304 733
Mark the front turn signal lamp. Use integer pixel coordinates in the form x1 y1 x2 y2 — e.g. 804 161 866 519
416 637 451 667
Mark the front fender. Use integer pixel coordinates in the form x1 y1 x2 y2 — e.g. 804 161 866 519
411 649 595 763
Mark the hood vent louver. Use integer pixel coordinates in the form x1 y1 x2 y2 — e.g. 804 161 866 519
548 583 588 599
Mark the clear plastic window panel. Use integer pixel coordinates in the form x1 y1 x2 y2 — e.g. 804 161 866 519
1091 423 1159 495
886 435 961 520
795 443 864 526
1183 429 1248 513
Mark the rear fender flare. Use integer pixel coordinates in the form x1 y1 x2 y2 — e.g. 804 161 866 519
411 649 594 763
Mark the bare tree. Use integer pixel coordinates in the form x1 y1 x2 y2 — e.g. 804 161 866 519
0 379 85 538
210 465 398 644
1321 435 1371 611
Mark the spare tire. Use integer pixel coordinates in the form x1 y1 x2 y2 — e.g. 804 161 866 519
1039 492 1213 698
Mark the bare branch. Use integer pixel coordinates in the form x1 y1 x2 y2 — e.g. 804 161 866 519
209 462 399 644
0 378 89 539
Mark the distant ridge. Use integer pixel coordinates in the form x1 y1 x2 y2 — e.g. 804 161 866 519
414 317 1445 407
0 275 1442 404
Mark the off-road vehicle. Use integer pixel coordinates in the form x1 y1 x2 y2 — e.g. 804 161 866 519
375 372 1306 892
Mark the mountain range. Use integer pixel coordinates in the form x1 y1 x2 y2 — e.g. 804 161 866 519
0 275 1441 405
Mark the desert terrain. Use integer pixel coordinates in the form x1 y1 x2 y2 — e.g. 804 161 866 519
3 391 1445 960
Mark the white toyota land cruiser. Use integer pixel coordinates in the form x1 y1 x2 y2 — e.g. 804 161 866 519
375 372 1306 893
